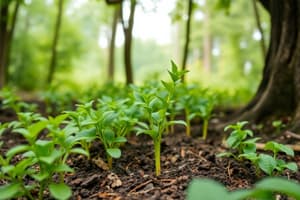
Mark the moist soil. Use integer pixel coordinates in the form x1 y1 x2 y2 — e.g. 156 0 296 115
1 109 300 200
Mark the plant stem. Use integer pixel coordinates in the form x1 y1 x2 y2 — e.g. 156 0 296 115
185 109 191 137
202 119 208 140
154 138 161 176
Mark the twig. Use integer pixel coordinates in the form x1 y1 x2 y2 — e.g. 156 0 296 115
128 179 153 194
284 131 300 140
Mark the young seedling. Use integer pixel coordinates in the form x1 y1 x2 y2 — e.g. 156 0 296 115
135 62 186 176
258 141 298 175
195 95 216 140
218 121 259 158
0 87 37 113
218 121 298 176
272 120 285 134
75 101 127 169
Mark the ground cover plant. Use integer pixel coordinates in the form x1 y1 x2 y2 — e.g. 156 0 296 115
0 65 299 199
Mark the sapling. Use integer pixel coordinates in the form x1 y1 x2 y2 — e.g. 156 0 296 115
135 62 186 176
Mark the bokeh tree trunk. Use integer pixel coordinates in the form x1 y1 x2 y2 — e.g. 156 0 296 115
0 0 9 88
5 0 20 82
107 5 120 82
181 0 193 82
121 0 136 85
226 0 300 132
203 2 211 73
252 0 267 59
47 0 64 85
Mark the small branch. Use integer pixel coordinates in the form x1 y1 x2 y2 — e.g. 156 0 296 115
284 131 300 140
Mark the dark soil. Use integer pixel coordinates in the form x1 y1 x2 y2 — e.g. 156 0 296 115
1 108 300 200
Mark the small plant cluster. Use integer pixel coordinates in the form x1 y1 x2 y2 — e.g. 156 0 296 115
0 113 89 200
218 121 298 176
0 87 37 113
0 62 221 198
187 177 300 200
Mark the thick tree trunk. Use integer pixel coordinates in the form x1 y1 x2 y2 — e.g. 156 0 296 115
181 0 193 82
0 2 9 88
107 6 120 82
47 0 64 85
225 0 300 132
121 0 136 85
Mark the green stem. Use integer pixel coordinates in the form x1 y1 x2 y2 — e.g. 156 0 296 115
185 109 191 137
202 119 208 140
154 138 161 176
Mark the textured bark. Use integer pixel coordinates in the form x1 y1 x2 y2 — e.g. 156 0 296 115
252 0 267 58
5 0 20 81
226 0 300 132
0 1 9 88
181 0 193 82
107 6 120 82
121 0 136 85
47 0 64 85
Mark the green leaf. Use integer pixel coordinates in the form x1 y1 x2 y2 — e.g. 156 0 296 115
70 148 89 157
32 171 50 181
187 179 230 200
283 162 298 172
114 136 127 143
49 183 72 200
216 152 233 158
54 164 74 173
255 177 300 199
77 128 97 141
6 145 30 160
107 148 121 158
258 154 276 175
39 149 62 165
168 120 187 127
0 183 22 200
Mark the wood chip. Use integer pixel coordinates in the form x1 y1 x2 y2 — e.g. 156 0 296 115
92 157 109 170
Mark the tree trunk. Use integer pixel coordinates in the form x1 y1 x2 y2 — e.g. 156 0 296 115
5 0 20 82
225 0 300 132
252 0 267 59
0 1 9 88
203 1 211 73
181 0 193 82
47 0 64 85
107 5 120 82
121 0 136 85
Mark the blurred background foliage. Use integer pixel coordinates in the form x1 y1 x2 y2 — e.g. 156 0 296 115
1 0 269 104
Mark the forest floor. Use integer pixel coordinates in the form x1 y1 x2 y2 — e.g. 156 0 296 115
1 109 300 200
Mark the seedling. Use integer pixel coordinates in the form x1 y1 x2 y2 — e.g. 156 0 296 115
218 121 259 158
75 101 127 169
135 62 186 176
0 87 37 113
259 141 298 175
0 114 88 200
218 121 298 176
187 177 300 200
195 95 216 140
272 120 285 134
